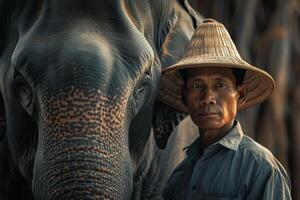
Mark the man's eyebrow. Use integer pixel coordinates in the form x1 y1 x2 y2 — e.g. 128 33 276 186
190 76 231 81
187 74 233 82
188 77 205 82
211 76 232 82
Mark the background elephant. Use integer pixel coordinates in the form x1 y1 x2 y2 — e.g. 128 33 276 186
0 0 201 199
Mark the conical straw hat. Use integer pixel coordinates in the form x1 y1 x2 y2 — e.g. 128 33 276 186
158 18 275 112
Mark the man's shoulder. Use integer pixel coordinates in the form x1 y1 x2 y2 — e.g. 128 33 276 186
238 135 285 174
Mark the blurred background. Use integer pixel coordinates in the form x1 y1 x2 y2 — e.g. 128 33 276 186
186 0 300 198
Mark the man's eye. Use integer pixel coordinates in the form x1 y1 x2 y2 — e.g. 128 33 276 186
191 83 203 88
216 82 225 88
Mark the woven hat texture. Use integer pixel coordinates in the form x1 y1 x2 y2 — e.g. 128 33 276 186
158 18 275 112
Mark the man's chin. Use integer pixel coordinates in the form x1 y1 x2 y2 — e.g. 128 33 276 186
193 120 223 130
197 124 223 130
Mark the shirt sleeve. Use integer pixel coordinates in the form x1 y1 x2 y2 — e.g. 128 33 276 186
162 167 185 200
245 167 292 200
262 169 292 200
162 172 178 200
162 158 190 200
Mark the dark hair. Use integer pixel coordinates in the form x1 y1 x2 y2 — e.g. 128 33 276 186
232 68 246 86
180 68 246 87
179 69 188 84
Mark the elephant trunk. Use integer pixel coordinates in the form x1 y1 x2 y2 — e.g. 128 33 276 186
33 86 133 199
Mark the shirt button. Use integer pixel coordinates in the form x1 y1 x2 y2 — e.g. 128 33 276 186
192 186 196 190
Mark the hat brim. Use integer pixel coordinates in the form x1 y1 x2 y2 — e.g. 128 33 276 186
158 61 275 112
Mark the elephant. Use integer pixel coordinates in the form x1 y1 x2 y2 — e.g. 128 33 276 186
0 0 201 199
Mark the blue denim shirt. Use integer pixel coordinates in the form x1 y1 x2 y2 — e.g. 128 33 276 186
163 120 291 200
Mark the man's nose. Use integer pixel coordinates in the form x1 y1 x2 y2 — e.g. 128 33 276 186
200 88 216 106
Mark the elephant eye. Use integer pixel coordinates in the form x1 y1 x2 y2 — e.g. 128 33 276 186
12 73 34 115
132 71 152 114
135 73 151 97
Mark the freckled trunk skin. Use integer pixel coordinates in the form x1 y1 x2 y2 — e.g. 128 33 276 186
32 86 132 200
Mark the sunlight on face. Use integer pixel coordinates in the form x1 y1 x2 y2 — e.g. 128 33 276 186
183 67 240 130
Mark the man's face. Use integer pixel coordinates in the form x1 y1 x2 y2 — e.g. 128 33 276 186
183 67 242 130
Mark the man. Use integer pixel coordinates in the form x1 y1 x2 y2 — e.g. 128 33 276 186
158 19 291 199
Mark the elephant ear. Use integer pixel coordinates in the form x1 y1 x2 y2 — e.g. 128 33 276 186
153 0 202 149
179 0 201 28
153 101 187 149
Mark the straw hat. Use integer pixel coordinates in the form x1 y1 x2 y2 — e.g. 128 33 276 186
158 18 275 112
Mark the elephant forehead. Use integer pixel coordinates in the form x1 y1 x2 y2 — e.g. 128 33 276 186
58 27 155 76
39 85 130 140
60 32 115 70
11 18 155 90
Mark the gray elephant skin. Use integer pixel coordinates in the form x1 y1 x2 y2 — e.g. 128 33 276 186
0 0 200 199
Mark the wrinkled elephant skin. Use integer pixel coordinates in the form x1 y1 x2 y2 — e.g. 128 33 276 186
0 0 201 199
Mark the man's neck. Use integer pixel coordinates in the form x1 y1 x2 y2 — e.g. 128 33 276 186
198 120 235 152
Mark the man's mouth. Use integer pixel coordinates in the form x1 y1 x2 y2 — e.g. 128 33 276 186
196 106 221 116
197 112 219 116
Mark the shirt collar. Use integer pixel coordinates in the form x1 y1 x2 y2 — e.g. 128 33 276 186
185 120 244 158
216 120 243 151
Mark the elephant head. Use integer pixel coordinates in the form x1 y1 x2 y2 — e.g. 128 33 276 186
0 0 200 199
